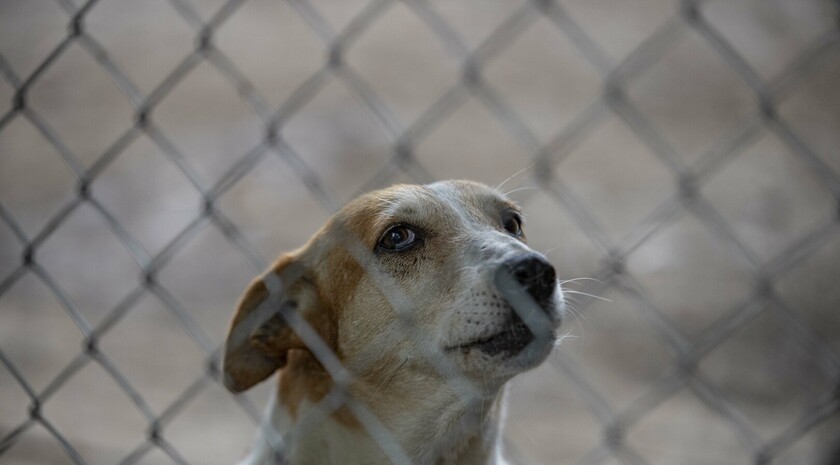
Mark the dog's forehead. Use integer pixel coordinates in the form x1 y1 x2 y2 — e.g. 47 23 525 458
336 181 516 237
425 180 508 216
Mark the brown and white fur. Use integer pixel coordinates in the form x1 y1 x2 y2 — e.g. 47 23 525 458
223 180 565 465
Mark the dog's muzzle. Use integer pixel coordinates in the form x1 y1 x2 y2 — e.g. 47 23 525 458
449 253 559 357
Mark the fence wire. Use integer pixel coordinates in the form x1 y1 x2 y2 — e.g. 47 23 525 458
0 0 839 464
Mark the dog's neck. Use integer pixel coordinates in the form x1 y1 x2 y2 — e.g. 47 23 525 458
242 350 509 465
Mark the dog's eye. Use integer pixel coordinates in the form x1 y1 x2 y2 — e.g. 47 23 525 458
378 225 418 252
502 213 523 237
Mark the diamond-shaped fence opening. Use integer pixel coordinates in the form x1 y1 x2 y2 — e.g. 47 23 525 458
1 1 839 465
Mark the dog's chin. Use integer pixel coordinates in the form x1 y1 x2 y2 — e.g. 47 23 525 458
446 313 559 379
447 333 556 383
456 319 536 356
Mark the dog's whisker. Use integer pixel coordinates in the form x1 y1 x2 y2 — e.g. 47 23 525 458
513 418 540 447
367 194 400 208
494 165 532 192
541 246 561 256
563 301 591 325
561 305 589 345
454 265 483 276
563 302 582 317
562 290 611 303
455 264 482 272
553 331 577 347
503 186 539 197
558 277 603 286
372 358 408 397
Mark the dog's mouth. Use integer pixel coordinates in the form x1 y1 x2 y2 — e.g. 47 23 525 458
447 311 536 356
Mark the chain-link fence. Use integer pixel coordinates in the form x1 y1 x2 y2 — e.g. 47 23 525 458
1 0 839 464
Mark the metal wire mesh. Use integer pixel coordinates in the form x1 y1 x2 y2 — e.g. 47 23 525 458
1 0 839 464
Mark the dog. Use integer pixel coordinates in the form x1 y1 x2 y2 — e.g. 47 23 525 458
223 180 565 465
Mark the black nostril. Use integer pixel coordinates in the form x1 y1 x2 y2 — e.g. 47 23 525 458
543 265 556 285
503 253 557 303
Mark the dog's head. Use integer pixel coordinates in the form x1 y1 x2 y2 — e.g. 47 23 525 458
223 180 564 401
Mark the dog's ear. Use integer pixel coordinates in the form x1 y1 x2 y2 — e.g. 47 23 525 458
222 255 331 392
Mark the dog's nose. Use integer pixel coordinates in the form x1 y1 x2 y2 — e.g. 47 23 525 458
502 253 557 304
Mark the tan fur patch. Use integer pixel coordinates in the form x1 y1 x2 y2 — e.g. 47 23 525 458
278 349 330 418
279 349 362 429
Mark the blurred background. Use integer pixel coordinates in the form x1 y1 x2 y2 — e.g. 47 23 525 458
1 0 839 464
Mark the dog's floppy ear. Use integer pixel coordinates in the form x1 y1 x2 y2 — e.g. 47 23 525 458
223 254 331 393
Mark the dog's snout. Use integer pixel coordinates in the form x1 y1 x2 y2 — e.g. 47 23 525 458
503 254 556 303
